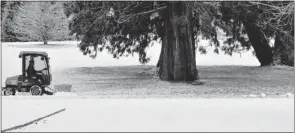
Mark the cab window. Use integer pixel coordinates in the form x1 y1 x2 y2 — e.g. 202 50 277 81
34 56 46 71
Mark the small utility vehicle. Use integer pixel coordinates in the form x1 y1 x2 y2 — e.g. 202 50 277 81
2 51 52 96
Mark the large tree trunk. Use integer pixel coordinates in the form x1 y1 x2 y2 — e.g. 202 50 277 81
157 43 164 76
158 2 198 81
43 35 48 45
43 40 48 45
273 31 294 66
242 17 273 66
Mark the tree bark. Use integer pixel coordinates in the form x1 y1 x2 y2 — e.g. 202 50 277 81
158 2 198 81
157 43 164 76
43 39 48 45
273 31 294 66
242 19 273 66
43 35 48 44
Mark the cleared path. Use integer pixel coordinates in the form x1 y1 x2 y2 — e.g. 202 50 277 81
2 97 294 132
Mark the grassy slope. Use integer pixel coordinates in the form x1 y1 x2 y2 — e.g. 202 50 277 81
52 65 295 98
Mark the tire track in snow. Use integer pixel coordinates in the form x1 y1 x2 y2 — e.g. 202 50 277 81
1 108 66 132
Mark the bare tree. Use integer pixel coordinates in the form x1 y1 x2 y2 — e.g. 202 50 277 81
250 1 294 34
218 1 294 66
251 1 294 66
1 1 21 41
1 1 12 41
8 2 70 44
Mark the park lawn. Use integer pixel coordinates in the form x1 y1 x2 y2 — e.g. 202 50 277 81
52 65 295 98
2 41 293 98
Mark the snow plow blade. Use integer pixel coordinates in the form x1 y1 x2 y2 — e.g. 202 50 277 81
54 84 72 92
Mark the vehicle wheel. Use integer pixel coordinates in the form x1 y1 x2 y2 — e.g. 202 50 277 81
2 87 16 96
30 85 43 96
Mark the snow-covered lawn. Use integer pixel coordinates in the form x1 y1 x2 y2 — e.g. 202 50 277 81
1 41 294 132
1 41 274 98
2 97 294 132
1 41 259 85
47 65 294 98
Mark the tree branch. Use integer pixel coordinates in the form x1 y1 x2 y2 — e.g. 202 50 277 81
116 6 167 24
249 2 283 10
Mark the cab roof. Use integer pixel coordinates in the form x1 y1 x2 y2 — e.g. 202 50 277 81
19 51 48 58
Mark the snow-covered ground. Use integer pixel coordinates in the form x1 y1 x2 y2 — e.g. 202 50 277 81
1 41 259 85
2 97 294 132
1 41 293 132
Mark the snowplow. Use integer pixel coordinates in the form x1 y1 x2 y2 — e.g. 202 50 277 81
2 51 56 96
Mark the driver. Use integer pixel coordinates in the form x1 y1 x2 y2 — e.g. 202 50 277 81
27 59 44 84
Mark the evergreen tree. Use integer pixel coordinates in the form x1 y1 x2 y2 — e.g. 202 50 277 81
64 1 218 81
